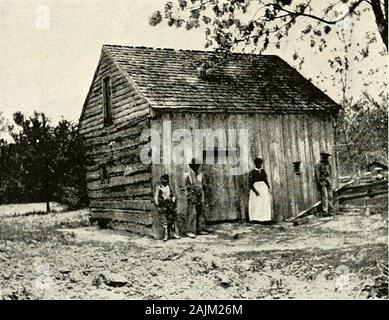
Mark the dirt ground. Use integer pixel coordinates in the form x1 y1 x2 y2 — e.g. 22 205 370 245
0 203 387 300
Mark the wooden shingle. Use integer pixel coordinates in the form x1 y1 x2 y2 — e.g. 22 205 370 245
102 44 340 114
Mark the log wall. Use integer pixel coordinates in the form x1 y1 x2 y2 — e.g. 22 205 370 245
79 50 153 236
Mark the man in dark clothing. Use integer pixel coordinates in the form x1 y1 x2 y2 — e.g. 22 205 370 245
315 151 335 216
183 159 208 238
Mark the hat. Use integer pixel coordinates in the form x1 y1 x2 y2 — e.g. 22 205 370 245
320 150 331 157
188 158 201 169
160 173 170 180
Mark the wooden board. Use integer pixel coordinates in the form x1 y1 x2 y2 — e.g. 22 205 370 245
255 114 275 218
90 199 153 212
303 114 315 205
266 115 284 222
108 221 153 237
294 115 309 209
281 114 297 219
91 209 153 225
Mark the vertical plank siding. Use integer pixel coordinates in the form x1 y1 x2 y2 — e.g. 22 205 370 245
290 115 305 215
150 112 336 229
255 114 275 216
266 115 284 221
79 51 152 235
281 115 296 218
303 115 315 206
309 115 322 204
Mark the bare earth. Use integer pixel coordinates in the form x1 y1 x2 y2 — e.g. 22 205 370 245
0 204 387 300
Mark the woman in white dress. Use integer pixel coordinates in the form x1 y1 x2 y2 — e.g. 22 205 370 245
248 158 272 223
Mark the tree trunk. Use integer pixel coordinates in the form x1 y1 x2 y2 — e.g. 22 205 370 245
371 0 388 50
46 200 51 213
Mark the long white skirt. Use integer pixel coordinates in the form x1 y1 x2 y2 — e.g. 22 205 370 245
248 181 272 222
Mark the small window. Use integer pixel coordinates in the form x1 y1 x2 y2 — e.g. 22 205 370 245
293 161 301 175
102 76 112 126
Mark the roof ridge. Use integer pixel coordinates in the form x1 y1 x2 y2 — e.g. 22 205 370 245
102 44 277 57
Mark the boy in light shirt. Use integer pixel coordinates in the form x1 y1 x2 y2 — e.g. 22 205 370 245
154 174 180 241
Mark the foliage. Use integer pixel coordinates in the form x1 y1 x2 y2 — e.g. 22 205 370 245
337 91 388 173
0 112 5 132
51 119 89 208
150 0 387 54
149 0 388 107
0 112 88 209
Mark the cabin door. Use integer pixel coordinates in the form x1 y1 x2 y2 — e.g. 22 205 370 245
202 161 238 222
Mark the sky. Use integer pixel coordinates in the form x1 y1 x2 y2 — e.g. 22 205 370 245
0 0 387 126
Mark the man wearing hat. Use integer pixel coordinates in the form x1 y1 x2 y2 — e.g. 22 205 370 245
183 158 208 238
315 151 335 216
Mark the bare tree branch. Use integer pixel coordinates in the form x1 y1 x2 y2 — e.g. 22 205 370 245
271 0 365 25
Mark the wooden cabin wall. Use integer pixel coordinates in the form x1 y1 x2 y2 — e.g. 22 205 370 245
151 111 336 232
79 51 153 235
150 112 244 237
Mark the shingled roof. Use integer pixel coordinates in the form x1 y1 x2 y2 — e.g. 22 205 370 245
102 44 340 114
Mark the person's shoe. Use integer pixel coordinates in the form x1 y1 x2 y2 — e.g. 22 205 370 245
163 226 169 241
172 233 181 239
186 232 196 238
198 231 208 235
171 225 181 239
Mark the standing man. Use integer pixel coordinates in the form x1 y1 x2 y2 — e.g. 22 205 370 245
315 151 335 216
183 158 208 238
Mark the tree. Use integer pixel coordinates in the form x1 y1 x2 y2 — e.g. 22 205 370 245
0 142 17 203
150 0 387 57
0 112 5 132
0 113 22 204
4 112 89 210
337 91 388 173
10 112 57 211
149 1 387 104
0 114 7 203
52 119 89 208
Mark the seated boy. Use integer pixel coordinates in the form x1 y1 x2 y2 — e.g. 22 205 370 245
154 174 180 241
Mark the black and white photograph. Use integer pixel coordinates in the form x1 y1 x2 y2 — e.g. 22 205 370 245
0 0 388 303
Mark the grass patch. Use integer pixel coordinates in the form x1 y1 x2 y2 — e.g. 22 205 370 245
0 210 90 243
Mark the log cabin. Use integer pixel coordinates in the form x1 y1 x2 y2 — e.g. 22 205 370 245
79 44 340 239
